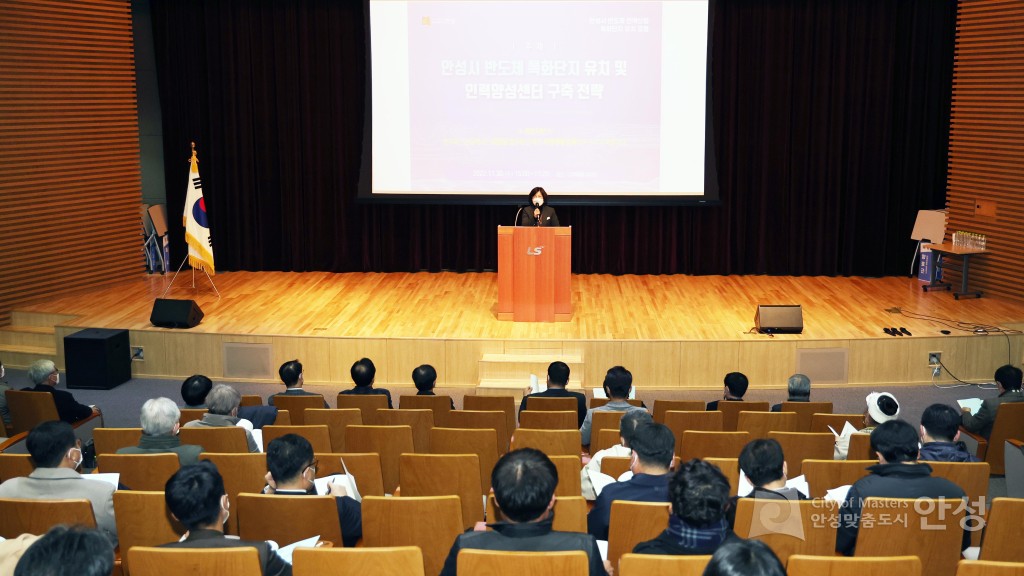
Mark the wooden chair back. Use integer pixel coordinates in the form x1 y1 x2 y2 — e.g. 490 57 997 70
336 394 389 425
0 498 95 538
618 554 711 576
430 427 499 495
847 432 875 461
457 550 588 576
399 453 483 529
802 459 876 498
592 428 622 454
855 496 965 576
274 409 292 425
0 453 33 482
787 555 922 576
305 409 362 452
526 397 578 413
591 411 627 443
717 401 769 431
957 560 1024 576
127 547 261 575
361 495 464 576
262 424 332 453
486 494 588 533
5 390 59 435
94 427 143 455
200 452 268 534
601 456 631 480
679 431 750 461
178 408 206 425
984 403 1024 474
607 500 671 566
736 411 799 439
809 413 864 434
703 457 739 496
179 426 248 453
979 497 1024 562
767 431 835 477
98 453 180 491
549 455 583 498
665 411 723 455
1006 439 1024 498
315 452 386 496
239 394 262 407
398 395 452 428
113 490 186 576
518 410 577 430
377 409 434 453
510 429 581 456
652 401 705 424
272 395 327 425
463 396 516 440
591 398 643 409
929 461 990 546
237 493 344 546
292 546 425 576
447 410 509 454
733 498 839 563
344 425 413 494
780 401 833 432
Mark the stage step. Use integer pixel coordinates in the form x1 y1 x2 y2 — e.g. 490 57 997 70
0 344 58 368
10 310 78 328
479 353 584 386
476 379 533 402
0 325 56 349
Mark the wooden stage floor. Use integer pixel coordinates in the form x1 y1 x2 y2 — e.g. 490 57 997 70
12 272 1024 392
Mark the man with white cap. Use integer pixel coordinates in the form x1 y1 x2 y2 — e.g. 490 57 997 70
834 392 900 460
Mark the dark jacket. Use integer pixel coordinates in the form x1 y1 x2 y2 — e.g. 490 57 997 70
706 398 743 411
919 441 981 463
633 528 742 556
339 386 393 409
22 384 92 423
770 398 808 412
518 205 560 227
836 462 967 556
440 518 606 576
160 528 291 576
268 388 329 408
116 434 204 465
588 473 670 540
961 389 1024 439
520 388 588 428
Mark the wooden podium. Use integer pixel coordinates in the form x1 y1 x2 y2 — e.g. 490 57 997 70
497 226 572 322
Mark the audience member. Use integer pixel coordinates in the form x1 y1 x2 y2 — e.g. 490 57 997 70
519 361 587 428
182 384 260 453
770 374 810 412
339 358 392 408
440 448 608 576
268 360 328 408
412 364 454 409
162 461 291 576
633 459 740 555
702 539 785 576
0 358 10 427
835 391 899 460
264 434 362 547
0 421 117 544
21 359 98 424
737 439 805 500
588 422 674 540
919 403 980 462
579 366 647 446
181 374 277 429
116 397 204 465
961 364 1024 440
13 526 114 576
581 410 653 500
836 420 967 556
707 372 749 411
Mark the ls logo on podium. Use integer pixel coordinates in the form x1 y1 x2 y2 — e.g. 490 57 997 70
527 246 544 256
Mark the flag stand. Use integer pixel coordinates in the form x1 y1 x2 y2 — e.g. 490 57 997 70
160 256 221 299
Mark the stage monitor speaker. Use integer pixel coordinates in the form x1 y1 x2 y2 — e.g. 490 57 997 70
64 328 131 390
755 304 803 334
150 298 204 329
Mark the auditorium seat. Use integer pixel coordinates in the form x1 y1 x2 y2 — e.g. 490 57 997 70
928 461 989 547
457 550 588 576
93 427 143 455
717 401 769 431
802 459 875 498
0 453 33 482
200 452 267 534
98 453 180 491
780 401 833 432
446 410 509 454
430 427 499 496
664 411 723 456
523 397 578 413
787 555 921 576
736 411 799 439
703 457 739 496
463 396 516 442
315 452 385 497
305 409 362 452
855 496 964 576
510 429 581 456
487 494 587 533
128 547 260 575
607 501 670 567
0 498 96 538
618 554 711 576
591 411 626 446
113 490 186 576
292 546 425 576
361 495 463 576
178 426 249 453
399 453 483 529
344 425 413 494
336 394 389 426
398 395 452 428
678 431 749 461
809 413 864 435
376 408 434 453
979 497 1024 562
237 493 344 547
261 424 332 453
271 394 327 425
766 431 834 477
732 498 839 563
549 455 583 498
518 410 577 430
651 401 705 424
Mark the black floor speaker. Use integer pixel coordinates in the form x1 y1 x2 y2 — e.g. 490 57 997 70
150 298 204 329
64 328 131 390
755 304 803 334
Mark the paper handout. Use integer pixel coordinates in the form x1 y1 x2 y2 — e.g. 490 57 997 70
958 398 983 416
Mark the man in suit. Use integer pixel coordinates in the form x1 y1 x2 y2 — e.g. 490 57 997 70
961 364 1024 440
412 364 455 409
579 366 647 446
263 434 362 547
161 461 291 576
181 374 277 429
268 359 328 408
182 384 260 453
117 397 204 465
0 420 117 544
21 359 98 424
339 358 393 408
587 422 674 540
519 361 587 428
707 372 749 411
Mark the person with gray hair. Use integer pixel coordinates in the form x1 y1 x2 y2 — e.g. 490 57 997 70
183 384 260 453
771 373 811 412
21 358 98 424
580 410 654 500
117 397 204 465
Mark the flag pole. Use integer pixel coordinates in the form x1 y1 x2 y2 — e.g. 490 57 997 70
161 142 221 299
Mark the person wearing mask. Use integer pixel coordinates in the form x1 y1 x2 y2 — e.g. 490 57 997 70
517 186 560 227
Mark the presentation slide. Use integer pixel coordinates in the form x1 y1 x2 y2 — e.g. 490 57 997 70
367 0 712 201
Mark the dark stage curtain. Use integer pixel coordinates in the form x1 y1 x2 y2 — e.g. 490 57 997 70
150 0 955 276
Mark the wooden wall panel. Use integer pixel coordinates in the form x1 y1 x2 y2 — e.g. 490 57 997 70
0 0 142 325
946 1 1024 302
